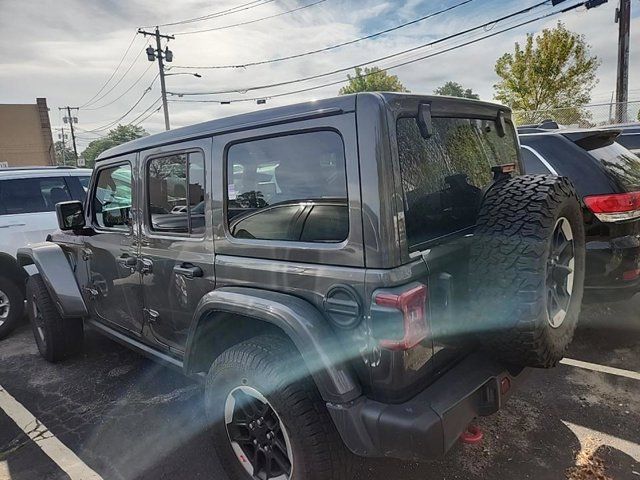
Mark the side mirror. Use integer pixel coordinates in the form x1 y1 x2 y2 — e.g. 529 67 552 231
56 201 85 231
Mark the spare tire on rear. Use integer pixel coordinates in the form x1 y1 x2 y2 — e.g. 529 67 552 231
469 174 585 368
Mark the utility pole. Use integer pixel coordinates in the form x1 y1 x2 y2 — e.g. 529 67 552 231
59 127 67 165
60 107 79 166
614 0 630 123
138 27 174 131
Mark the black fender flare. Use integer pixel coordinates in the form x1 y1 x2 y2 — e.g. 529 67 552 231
185 287 362 404
17 243 88 318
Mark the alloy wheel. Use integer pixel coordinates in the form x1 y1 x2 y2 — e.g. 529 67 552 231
0 289 9 326
224 386 293 480
546 217 575 328
31 295 46 345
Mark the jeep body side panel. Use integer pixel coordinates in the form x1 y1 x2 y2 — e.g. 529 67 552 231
17 242 88 317
356 93 403 269
185 287 362 404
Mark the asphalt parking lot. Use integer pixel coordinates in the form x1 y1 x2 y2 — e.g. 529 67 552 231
0 300 639 480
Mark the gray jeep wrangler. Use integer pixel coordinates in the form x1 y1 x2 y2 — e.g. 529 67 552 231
18 93 585 480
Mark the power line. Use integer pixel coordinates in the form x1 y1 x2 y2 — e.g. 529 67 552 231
172 0 473 69
170 0 552 97
144 0 277 28
130 97 164 125
173 0 327 35
134 104 163 126
81 41 149 109
168 0 603 104
84 78 158 132
78 31 140 108
82 63 155 110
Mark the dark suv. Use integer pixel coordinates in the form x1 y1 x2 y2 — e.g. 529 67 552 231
19 93 585 480
519 125 640 301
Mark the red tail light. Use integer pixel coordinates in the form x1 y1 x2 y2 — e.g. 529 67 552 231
375 284 428 350
584 192 640 222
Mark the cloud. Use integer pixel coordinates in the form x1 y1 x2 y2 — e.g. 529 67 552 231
1 0 637 150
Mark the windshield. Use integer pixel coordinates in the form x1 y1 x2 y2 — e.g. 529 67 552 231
589 141 640 191
397 116 519 250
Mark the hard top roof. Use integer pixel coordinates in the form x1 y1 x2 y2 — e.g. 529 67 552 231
97 92 511 162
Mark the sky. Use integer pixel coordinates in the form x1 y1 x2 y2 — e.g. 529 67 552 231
1 0 638 152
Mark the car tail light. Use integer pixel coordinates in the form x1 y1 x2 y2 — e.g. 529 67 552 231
623 269 640 281
584 191 640 222
374 284 428 350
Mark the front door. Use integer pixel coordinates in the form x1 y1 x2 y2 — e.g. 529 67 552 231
138 140 214 352
84 157 144 334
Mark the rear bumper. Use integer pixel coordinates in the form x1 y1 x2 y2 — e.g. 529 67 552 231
584 235 640 302
327 353 526 462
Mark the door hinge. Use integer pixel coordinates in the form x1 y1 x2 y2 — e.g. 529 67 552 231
81 248 93 261
143 308 159 323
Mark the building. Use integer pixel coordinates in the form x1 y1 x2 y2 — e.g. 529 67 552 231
0 98 55 167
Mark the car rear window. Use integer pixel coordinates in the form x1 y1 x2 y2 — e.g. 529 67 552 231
0 176 72 215
397 116 518 250
588 141 640 191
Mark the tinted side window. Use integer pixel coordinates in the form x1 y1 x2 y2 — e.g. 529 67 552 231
147 152 205 235
397 116 519 249
521 148 552 174
301 205 349 242
0 177 71 215
226 131 348 242
93 164 132 230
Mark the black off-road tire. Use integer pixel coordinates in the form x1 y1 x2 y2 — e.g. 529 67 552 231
205 334 355 480
0 276 25 340
469 175 585 368
26 274 83 362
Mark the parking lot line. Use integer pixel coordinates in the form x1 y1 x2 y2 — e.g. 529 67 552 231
563 421 640 463
0 385 102 480
560 358 640 381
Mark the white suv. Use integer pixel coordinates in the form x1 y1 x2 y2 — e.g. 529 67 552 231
0 166 92 339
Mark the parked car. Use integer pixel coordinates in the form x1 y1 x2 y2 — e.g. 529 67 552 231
0 166 91 339
519 125 640 302
19 93 586 480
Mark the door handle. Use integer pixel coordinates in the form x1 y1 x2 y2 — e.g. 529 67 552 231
117 255 137 267
173 263 203 278
140 258 153 275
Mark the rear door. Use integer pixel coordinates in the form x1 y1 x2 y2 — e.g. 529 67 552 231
139 139 214 353
394 110 521 371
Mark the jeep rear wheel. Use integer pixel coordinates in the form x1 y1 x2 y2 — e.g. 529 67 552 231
26 274 83 362
0 276 24 340
469 175 586 368
205 335 354 480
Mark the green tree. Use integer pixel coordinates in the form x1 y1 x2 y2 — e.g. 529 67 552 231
54 141 77 166
82 124 148 167
494 22 600 124
434 81 479 100
339 66 409 94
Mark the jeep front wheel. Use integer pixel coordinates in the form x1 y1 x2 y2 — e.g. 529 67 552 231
26 274 83 362
205 334 353 480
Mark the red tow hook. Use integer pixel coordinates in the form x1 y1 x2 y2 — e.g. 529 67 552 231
460 424 484 444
